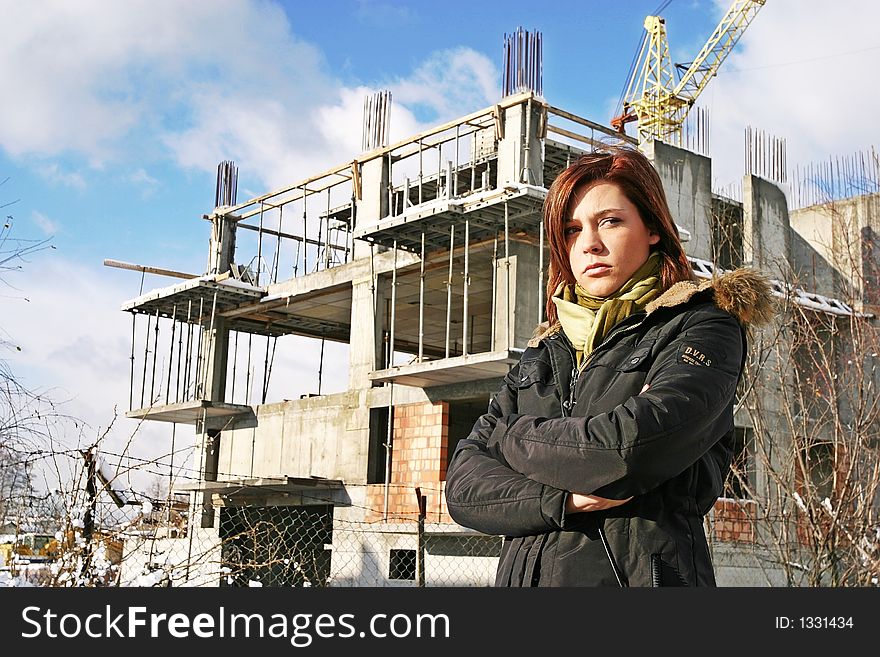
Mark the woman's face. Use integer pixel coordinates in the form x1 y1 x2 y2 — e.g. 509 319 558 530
564 181 660 298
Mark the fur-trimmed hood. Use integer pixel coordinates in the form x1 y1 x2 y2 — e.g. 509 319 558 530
527 267 775 348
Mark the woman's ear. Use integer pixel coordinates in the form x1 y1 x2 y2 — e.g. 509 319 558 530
648 232 660 245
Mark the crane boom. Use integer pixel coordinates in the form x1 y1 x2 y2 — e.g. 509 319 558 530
612 0 766 144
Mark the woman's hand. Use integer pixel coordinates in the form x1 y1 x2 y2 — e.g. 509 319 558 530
565 492 633 513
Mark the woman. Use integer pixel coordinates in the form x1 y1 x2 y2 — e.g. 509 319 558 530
444 147 773 586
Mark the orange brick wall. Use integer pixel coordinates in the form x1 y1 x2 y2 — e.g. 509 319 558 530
365 401 454 523
712 498 757 543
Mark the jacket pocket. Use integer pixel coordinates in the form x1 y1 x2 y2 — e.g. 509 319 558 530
516 358 553 388
613 345 653 372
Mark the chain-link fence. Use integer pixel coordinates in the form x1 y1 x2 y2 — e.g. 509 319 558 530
3 488 817 588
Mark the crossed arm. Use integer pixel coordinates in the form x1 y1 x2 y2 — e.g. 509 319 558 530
444 311 743 537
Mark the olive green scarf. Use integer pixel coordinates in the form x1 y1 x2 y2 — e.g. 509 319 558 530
552 252 662 368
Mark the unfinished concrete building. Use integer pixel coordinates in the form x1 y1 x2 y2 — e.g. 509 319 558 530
113 30 879 587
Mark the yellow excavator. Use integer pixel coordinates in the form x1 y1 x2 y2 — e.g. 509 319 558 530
611 0 765 144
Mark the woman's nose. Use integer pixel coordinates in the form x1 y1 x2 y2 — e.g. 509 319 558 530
579 227 603 253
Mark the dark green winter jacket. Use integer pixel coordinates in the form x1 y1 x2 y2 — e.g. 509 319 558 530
445 268 774 586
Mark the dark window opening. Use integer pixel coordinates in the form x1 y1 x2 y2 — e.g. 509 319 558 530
389 548 416 580
368 407 389 484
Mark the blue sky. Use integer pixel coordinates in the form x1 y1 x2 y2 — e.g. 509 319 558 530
2 0 878 488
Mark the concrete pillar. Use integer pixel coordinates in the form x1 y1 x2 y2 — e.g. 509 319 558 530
197 211 237 527
492 242 541 351
743 174 791 274
643 140 713 262
348 275 386 389
352 156 389 261
496 96 544 188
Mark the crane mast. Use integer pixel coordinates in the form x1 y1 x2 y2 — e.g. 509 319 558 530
612 0 766 145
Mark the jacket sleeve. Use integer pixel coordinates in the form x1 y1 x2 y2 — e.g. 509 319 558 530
486 309 745 499
444 364 569 537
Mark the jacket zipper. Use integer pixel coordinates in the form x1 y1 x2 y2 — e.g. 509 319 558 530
561 314 648 417
553 316 647 588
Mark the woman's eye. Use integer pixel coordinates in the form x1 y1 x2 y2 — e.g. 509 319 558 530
599 217 621 228
564 226 581 237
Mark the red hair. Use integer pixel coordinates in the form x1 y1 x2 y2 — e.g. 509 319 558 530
543 146 694 324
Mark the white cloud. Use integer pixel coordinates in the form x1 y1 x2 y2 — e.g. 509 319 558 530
390 48 500 122
37 163 86 189
2 255 174 491
0 0 331 165
31 211 58 236
0 1 499 195
127 168 159 187
703 0 880 190
166 46 498 191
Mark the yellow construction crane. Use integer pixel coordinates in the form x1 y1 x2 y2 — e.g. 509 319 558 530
611 0 766 144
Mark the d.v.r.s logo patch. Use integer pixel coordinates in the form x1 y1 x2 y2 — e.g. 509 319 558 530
679 344 713 367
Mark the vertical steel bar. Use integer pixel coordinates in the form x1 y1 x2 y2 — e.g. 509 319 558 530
274 206 283 282
538 215 545 326
231 330 238 404
261 334 270 404
129 313 136 411
462 218 469 356
245 333 253 404
418 138 424 204
454 124 460 197
257 201 264 285
388 152 394 216
203 291 218 401
389 239 398 367
302 186 308 273
184 299 193 400
140 311 151 408
175 304 185 403
194 297 205 398
504 200 511 350
418 232 425 362
318 337 325 395
165 304 177 404
445 224 455 358
491 235 498 348
325 189 332 269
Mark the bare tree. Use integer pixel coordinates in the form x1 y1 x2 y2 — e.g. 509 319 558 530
722 185 880 587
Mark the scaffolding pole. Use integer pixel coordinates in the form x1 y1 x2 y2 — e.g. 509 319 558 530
445 224 455 358
383 240 398 522
462 218 470 356
183 300 193 401
194 297 205 399
165 304 177 405
140 311 151 408
129 313 136 411
538 217 545 326
491 235 498 348
149 309 159 404
504 200 511 350
418 232 425 362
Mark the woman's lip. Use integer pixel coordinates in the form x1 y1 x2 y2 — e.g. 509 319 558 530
584 265 611 275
